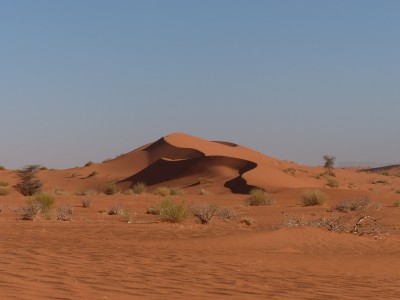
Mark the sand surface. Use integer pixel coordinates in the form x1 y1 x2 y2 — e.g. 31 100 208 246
1 133 399 299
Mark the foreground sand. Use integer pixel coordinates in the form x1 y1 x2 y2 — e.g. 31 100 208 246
1 192 399 300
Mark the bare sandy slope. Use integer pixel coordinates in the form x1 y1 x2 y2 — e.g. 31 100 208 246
1 132 400 299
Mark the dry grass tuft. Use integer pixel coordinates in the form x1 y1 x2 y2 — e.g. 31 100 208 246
302 190 327 206
246 188 274 206
158 198 189 223
192 202 219 224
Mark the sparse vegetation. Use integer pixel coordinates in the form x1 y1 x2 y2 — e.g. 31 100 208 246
302 190 327 206
75 189 97 196
84 161 94 167
0 188 10 196
31 192 56 213
81 199 92 208
246 188 274 206
217 207 239 221
333 197 372 212
169 187 183 195
326 178 339 188
0 166 5 170
283 168 296 176
20 201 41 220
146 207 160 215
132 182 147 194
323 155 336 176
57 204 74 221
15 165 43 196
394 200 400 207
154 186 171 197
0 181 9 187
87 171 98 178
108 203 123 215
122 211 134 223
103 184 121 195
158 198 189 223
192 202 219 224
198 188 209 195
395 189 400 194
39 166 48 171
241 216 256 225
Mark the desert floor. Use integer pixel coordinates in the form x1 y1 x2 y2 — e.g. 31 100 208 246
1 190 399 300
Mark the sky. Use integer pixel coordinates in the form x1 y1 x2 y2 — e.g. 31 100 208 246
1 0 399 169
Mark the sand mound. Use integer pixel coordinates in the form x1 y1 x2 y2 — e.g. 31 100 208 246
114 133 319 194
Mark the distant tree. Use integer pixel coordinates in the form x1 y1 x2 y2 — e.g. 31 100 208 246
15 165 43 196
323 155 336 176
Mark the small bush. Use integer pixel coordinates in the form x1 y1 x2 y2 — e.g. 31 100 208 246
39 166 48 171
192 202 219 224
0 181 9 187
75 189 97 196
334 197 371 212
302 190 327 206
241 216 256 225
218 207 239 221
57 204 74 221
122 211 134 223
84 161 94 167
395 190 400 194
246 188 274 206
154 187 171 197
394 200 400 207
0 188 10 196
15 165 43 196
81 199 92 208
132 182 147 194
146 207 160 215
108 204 123 215
169 187 183 195
159 198 189 223
283 168 296 176
87 171 98 178
198 188 209 195
326 178 339 188
32 192 56 213
103 184 121 195
0 166 5 170
20 201 41 220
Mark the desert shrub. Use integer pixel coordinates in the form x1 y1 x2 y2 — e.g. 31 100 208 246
198 188 209 195
0 166 5 170
192 202 219 224
394 200 400 207
32 192 55 213
323 155 336 176
169 187 183 195
122 211 134 223
87 171 98 178
81 199 92 208
20 201 41 220
108 204 123 215
84 161 94 167
334 197 372 212
158 198 189 223
217 207 239 221
246 188 274 206
283 168 296 176
103 184 121 195
14 165 43 196
326 178 339 188
123 189 134 195
0 188 10 196
302 190 327 206
39 166 48 171
146 207 160 215
240 216 256 225
0 181 9 187
132 182 147 194
57 204 74 221
394 190 400 194
154 186 171 197
75 189 97 196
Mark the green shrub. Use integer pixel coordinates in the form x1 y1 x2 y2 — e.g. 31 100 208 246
84 161 94 167
169 187 183 195
246 188 274 206
0 188 10 196
15 165 43 196
158 198 189 223
192 202 219 224
154 186 171 197
132 182 147 194
0 181 9 187
31 192 56 213
302 190 327 206
146 207 160 215
326 178 339 188
103 184 121 195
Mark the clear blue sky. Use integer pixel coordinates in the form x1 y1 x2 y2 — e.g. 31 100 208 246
1 0 399 169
